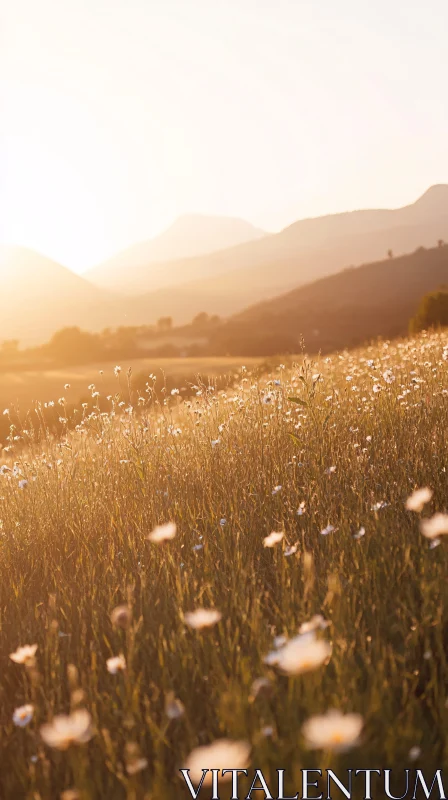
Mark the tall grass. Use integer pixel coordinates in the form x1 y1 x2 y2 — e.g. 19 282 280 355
0 332 447 798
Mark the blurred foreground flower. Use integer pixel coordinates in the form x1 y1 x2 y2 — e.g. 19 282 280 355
125 742 148 775
263 531 284 548
165 691 185 720
106 654 126 674
110 605 132 629
146 521 177 543
10 644 38 666
40 709 93 750
266 634 331 675
420 513 448 539
13 704 34 727
299 614 330 635
302 709 363 751
184 609 222 629
183 739 251 784
406 487 433 512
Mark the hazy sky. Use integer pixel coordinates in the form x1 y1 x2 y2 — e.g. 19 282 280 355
1 0 447 272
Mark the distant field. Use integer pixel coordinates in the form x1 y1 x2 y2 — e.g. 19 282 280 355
0 356 267 410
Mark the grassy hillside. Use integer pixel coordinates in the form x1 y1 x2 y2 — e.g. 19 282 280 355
210 244 448 355
0 330 447 797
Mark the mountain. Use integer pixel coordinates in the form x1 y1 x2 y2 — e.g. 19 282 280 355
206 243 448 355
0 246 119 345
126 185 448 324
86 214 267 293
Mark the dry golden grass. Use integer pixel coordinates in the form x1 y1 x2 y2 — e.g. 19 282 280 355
0 332 447 798
0 356 265 410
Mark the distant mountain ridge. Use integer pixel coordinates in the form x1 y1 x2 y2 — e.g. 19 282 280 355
1 185 448 344
126 185 448 325
86 214 267 293
86 184 448 324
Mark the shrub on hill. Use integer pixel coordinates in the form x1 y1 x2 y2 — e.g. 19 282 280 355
410 288 448 333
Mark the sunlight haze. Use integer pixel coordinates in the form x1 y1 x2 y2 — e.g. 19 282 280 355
1 0 448 272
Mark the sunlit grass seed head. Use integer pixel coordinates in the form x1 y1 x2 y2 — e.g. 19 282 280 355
13 704 34 727
183 739 251 785
146 521 177 543
9 643 38 666
406 487 433 512
302 709 363 751
184 609 222 629
40 709 94 751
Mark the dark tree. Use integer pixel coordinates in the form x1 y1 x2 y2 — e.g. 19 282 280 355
410 289 448 333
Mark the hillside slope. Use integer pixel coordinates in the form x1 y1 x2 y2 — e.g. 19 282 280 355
208 244 448 355
86 214 267 293
0 246 120 345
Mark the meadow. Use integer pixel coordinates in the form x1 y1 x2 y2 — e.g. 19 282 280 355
0 356 266 410
0 331 447 798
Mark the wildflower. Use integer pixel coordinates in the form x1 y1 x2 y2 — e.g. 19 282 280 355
13 704 34 727
383 370 395 383
325 466 336 475
110 605 132 629
272 485 282 495
429 538 441 549
183 740 251 785
273 634 331 675
262 393 274 405
320 524 335 536
211 438 220 448
18 479 28 489
263 531 284 548
10 644 38 666
284 544 298 557
405 487 433 512
302 710 363 751
64 384 71 390
146 521 177 543
409 746 422 761
420 513 448 539
165 691 185 720
184 609 222 629
126 755 148 775
114 366 121 376
299 614 330 635
106 654 126 674
219 518 226 526
353 527 366 540
297 501 306 516
40 709 93 750
372 501 388 511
